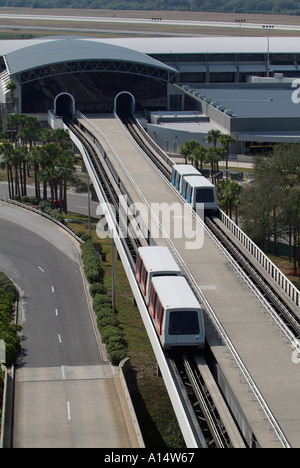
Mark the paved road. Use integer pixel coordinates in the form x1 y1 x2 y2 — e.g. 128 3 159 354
0 182 99 218
0 201 133 448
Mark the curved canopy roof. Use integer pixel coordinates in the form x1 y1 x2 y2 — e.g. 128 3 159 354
4 37 177 82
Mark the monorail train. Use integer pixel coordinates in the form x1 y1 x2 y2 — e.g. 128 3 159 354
171 165 218 213
136 245 181 304
171 164 201 193
182 175 218 214
136 246 205 349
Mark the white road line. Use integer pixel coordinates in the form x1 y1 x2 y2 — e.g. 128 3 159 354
61 365 65 379
58 334 62 344
55 309 58 316
52 286 55 293
38 266 45 273
67 401 71 420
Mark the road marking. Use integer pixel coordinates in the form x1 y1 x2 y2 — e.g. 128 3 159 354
52 286 55 293
58 334 62 344
61 365 65 379
38 266 45 273
67 401 71 420
55 309 58 316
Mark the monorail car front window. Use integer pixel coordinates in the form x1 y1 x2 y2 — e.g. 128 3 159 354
169 311 200 335
195 188 214 203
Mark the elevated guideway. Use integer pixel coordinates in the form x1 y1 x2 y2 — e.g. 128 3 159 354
76 113 300 448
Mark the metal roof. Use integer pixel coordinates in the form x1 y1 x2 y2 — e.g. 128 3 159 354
99 36 300 55
3 37 176 77
187 86 300 118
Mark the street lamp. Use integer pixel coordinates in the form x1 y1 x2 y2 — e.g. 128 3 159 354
262 25 274 78
235 19 246 37
152 17 162 37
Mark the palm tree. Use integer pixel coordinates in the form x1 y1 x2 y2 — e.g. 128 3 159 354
219 134 236 178
0 142 14 199
226 180 243 222
205 129 222 148
29 147 41 200
18 116 42 149
178 141 193 164
6 81 17 112
206 147 224 174
193 145 207 172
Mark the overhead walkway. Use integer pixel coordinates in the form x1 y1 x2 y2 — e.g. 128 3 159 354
78 113 300 449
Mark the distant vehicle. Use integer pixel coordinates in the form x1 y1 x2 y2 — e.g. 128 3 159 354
136 246 205 349
48 197 61 208
181 175 218 214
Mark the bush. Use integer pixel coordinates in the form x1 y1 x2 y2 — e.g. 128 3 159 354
108 348 127 366
97 314 119 330
80 241 127 366
101 325 123 345
93 293 112 311
76 230 91 242
81 240 104 284
0 273 17 301
0 286 22 366
90 283 107 297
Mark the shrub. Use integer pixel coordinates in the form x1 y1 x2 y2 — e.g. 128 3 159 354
97 314 119 330
93 294 112 311
76 230 91 242
90 283 107 297
81 240 104 284
0 273 17 301
108 348 127 366
101 325 123 345
0 286 22 366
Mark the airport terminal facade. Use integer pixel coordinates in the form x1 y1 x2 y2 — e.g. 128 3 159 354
1 35 300 153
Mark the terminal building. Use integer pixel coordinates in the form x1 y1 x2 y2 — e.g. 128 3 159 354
1 35 300 153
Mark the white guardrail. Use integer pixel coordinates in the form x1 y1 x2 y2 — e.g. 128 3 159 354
220 210 299 308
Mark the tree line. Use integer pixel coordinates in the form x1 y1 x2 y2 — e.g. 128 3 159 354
179 138 300 273
1 0 300 15
0 114 75 213
178 132 242 223
178 129 236 174
241 144 300 273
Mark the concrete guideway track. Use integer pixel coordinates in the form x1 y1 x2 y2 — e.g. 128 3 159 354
79 114 300 448
0 202 136 448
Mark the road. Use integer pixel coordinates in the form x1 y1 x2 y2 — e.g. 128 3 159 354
0 182 99 218
0 201 134 448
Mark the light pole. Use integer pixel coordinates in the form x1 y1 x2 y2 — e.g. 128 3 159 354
235 19 246 37
152 17 162 37
262 25 274 78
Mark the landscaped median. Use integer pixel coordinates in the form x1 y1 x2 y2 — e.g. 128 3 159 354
80 237 127 366
0 272 22 441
